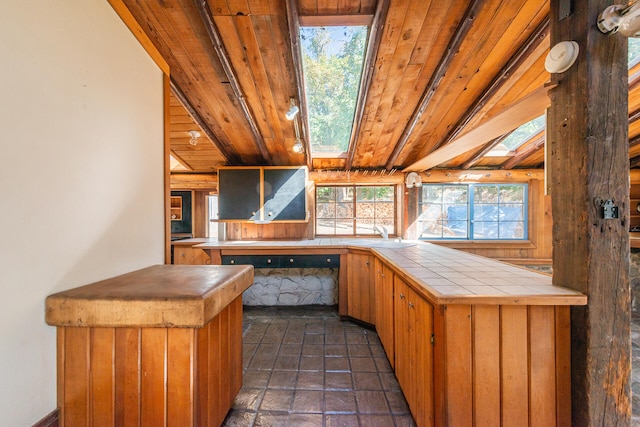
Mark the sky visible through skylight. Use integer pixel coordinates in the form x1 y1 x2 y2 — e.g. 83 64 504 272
300 26 367 154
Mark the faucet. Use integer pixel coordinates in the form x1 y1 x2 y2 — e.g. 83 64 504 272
373 225 389 240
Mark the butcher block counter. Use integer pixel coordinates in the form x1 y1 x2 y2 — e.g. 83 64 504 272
46 264 254 427
181 238 585 426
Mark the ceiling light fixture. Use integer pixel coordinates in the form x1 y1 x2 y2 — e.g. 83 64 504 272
188 130 200 146
405 172 423 188
285 98 300 121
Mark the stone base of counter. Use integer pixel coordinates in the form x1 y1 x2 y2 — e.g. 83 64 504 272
56 296 243 426
243 268 338 306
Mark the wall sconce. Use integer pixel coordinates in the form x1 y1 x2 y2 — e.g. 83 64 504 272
405 172 423 188
188 130 200 146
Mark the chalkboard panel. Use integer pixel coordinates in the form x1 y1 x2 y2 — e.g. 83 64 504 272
218 168 261 220
264 168 307 221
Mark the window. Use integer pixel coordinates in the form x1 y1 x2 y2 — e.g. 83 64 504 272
419 184 527 240
486 115 545 156
316 185 395 236
207 194 219 239
300 26 368 154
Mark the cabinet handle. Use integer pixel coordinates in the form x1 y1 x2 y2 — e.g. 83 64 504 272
267 259 272 264
289 258 294 263
326 258 332 263
409 302 414 309
366 261 370 266
400 293 405 300
230 260 235 264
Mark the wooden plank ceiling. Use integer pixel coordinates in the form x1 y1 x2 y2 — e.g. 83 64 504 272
121 0 639 173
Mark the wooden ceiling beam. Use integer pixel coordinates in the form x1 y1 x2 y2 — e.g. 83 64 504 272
170 79 240 164
433 16 550 154
286 0 312 170
345 0 390 170
384 0 484 170
193 0 272 165
404 85 551 172
299 15 373 27
169 150 194 171
461 133 510 170
502 131 545 170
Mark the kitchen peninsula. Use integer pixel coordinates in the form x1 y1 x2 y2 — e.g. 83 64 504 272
45 264 254 426
177 238 586 426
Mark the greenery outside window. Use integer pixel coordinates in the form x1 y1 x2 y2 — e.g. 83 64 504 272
316 185 395 236
419 184 527 240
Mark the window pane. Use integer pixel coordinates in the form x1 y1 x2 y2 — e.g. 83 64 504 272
423 186 443 203
421 221 443 238
474 185 498 203
316 202 336 218
375 202 394 219
500 186 524 203
500 222 525 239
474 222 498 239
443 186 467 203
336 187 354 202
336 202 354 218
355 218 375 234
357 202 375 218
375 186 394 201
316 219 335 235
474 204 499 221
446 221 468 238
317 187 335 202
356 187 375 202
420 204 443 221
500 204 524 221
335 219 354 234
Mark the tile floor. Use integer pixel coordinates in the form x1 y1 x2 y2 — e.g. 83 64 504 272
222 306 414 427
225 306 640 426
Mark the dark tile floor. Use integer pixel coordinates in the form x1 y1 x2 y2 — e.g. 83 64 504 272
225 306 640 426
222 306 415 427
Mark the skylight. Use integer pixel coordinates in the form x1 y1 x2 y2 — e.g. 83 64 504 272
299 26 368 154
486 115 545 157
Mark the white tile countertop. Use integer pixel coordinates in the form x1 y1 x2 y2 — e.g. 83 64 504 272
187 239 587 306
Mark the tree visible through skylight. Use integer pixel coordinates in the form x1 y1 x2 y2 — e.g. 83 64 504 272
300 26 367 154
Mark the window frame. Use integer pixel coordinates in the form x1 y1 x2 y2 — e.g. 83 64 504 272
418 183 529 241
315 184 396 237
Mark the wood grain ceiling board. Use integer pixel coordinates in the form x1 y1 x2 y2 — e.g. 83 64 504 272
123 0 265 165
395 0 549 167
350 0 469 169
208 0 304 166
170 94 226 172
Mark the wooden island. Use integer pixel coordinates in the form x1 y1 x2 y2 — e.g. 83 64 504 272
45 264 254 427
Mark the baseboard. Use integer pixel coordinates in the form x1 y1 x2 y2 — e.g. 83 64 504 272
32 409 58 427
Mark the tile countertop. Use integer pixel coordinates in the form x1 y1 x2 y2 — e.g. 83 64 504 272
188 239 587 307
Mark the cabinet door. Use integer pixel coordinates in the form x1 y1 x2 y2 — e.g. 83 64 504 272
374 258 394 367
395 277 435 426
218 168 261 220
263 168 307 220
411 288 435 426
394 277 411 397
347 252 375 324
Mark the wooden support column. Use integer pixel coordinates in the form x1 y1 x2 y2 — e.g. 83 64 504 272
547 1 630 425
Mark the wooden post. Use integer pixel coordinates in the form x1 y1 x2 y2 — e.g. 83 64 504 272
547 0 631 425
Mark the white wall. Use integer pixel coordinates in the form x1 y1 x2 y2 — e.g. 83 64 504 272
0 1 165 424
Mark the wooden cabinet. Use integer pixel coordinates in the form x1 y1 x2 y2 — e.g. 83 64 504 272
218 166 308 222
394 276 434 426
374 258 394 367
347 250 375 324
173 246 211 265
170 196 183 220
